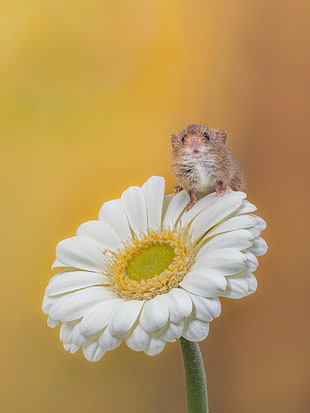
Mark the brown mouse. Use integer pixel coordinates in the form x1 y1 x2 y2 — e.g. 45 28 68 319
171 124 245 210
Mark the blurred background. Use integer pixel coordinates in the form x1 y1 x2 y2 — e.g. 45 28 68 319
1 0 309 412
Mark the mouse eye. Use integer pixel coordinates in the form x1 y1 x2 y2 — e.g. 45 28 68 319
181 134 187 143
203 132 210 140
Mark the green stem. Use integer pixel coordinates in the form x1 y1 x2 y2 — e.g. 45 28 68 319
179 337 209 413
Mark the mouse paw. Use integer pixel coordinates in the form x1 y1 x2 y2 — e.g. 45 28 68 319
185 191 198 210
174 185 183 194
216 184 232 196
185 199 197 211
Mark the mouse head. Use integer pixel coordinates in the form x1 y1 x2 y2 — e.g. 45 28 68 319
171 124 228 155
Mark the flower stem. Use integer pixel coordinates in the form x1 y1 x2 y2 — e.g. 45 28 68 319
179 337 209 413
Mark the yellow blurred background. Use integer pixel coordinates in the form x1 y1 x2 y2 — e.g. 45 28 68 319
1 1 309 412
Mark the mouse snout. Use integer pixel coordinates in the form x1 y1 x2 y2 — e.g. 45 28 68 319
188 135 202 148
189 135 201 143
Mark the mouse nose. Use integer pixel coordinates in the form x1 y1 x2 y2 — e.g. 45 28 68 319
188 135 202 148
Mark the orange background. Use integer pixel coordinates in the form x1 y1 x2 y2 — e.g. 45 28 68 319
1 1 309 412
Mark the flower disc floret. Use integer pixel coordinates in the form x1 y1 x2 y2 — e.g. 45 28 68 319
108 228 196 300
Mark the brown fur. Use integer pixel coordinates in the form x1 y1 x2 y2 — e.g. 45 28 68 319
171 124 245 209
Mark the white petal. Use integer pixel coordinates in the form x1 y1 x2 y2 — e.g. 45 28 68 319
45 270 108 297
145 336 166 356
98 198 131 239
49 286 114 322
182 319 210 341
191 192 245 239
79 298 124 337
56 236 108 272
125 324 151 351
166 288 193 323
160 321 184 342
98 328 122 351
60 322 75 344
163 191 189 227
224 276 249 297
162 194 174 219
198 229 254 254
205 215 257 238
63 342 74 352
190 295 221 321
82 339 105 362
244 251 258 272
221 273 257 298
121 186 148 234
248 218 267 238
47 317 59 328
139 295 170 333
108 300 144 337
64 343 80 354
180 269 227 297
63 343 71 351
142 176 165 229
70 344 80 353
52 258 67 269
249 237 268 256
253 216 267 231
194 248 247 276
180 193 217 226
76 220 121 251
247 273 258 293
42 295 55 314
71 322 88 346
236 200 257 215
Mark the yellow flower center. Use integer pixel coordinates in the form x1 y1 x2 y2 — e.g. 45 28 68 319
127 245 175 281
107 228 195 300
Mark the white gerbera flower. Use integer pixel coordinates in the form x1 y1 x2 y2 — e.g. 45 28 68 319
42 176 267 362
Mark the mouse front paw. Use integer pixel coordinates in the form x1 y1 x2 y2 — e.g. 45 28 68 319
174 185 183 194
216 183 232 196
185 190 198 211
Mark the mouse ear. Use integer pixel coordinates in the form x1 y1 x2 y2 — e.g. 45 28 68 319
216 129 228 144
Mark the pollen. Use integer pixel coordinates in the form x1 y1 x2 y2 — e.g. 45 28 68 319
106 228 195 300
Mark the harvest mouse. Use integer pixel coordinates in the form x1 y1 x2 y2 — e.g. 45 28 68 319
171 124 245 210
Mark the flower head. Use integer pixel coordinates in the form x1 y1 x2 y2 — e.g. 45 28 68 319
42 176 267 361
